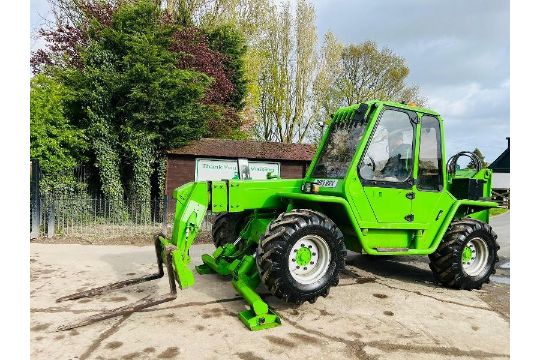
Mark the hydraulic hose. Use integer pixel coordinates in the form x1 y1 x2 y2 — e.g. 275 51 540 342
446 151 482 176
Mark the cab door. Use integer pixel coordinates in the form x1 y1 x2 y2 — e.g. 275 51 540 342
357 107 418 223
411 115 450 225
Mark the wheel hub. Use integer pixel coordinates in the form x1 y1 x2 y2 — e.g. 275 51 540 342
462 246 474 263
461 237 489 276
295 246 313 267
288 235 331 285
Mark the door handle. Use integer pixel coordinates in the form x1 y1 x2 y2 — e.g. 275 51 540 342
406 192 415 200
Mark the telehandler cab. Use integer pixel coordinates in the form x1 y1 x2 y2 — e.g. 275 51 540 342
58 100 500 331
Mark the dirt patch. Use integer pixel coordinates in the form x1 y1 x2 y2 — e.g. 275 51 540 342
106 296 128 303
106 341 123 349
121 352 141 359
373 293 388 299
345 341 370 359
318 309 333 316
31 230 212 246
195 325 205 331
158 313 175 319
78 299 92 303
341 269 376 284
353 277 376 284
477 283 510 321
365 340 508 358
39 269 56 274
69 329 80 336
288 332 320 345
383 311 394 316
31 323 51 332
471 325 480 331
236 351 265 360
157 347 179 359
347 331 363 338
54 334 65 340
201 307 235 319
265 335 296 348
288 309 300 316
143 347 155 353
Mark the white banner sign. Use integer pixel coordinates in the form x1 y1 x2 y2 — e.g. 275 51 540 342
195 158 280 181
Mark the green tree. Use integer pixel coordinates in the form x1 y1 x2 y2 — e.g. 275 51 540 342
206 24 248 112
311 31 344 141
468 148 488 169
32 0 249 219
311 37 424 138
30 74 87 193
65 0 214 218
254 0 318 143
333 40 423 106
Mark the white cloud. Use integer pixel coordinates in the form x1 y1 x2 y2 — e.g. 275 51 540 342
312 0 509 161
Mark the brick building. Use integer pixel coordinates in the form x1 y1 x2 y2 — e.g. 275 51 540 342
165 138 315 202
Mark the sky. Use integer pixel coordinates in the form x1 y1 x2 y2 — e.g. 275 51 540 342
312 0 509 162
30 0 510 162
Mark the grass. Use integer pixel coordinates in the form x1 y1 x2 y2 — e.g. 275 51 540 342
490 207 509 216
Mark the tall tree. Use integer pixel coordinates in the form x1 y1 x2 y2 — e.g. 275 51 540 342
311 31 344 141
308 36 424 142
254 0 318 143
31 0 249 219
336 41 422 106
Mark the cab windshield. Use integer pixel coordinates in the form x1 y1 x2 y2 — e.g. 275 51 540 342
311 117 367 178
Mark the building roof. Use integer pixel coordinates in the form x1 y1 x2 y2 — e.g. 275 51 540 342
166 138 316 162
488 137 510 173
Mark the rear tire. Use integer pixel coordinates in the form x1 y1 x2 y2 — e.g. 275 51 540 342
211 212 250 248
429 218 499 290
256 209 346 304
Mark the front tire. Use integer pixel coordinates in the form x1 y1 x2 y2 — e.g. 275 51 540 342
429 218 499 290
256 209 347 304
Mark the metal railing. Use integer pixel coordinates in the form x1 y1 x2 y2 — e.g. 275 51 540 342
30 193 214 239
29 160 217 241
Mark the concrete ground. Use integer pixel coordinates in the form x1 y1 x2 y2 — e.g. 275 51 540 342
31 238 510 360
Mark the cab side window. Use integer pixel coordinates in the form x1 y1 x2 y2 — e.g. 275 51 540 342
359 109 415 183
418 116 443 191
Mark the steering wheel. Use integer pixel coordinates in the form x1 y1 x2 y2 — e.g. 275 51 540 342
364 155 376 171
358 155 376 180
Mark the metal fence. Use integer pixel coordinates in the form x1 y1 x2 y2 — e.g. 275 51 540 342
492 189 510 209
30 193 214 239
29 160 214 240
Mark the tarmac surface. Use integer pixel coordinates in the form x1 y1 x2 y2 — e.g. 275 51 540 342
30 227 510 360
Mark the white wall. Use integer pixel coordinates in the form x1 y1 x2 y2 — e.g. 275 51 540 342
492 172 510 189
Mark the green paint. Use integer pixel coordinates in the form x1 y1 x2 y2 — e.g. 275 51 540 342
462 246 473 263
295 247 312 266
157 99 497 331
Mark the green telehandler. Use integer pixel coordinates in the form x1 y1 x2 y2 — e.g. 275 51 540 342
57 100 500 331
